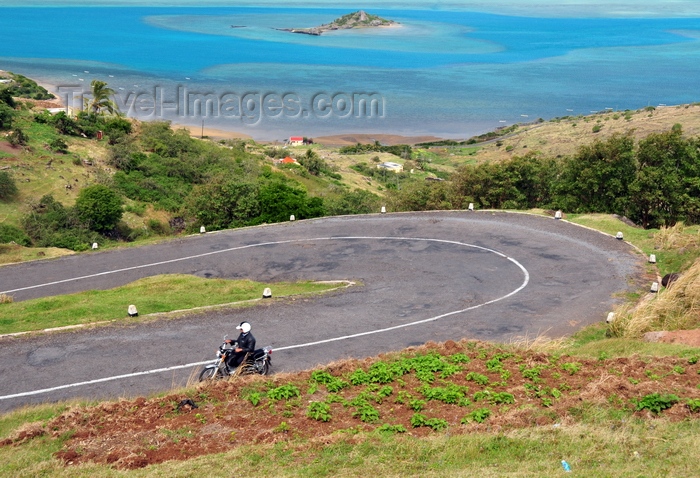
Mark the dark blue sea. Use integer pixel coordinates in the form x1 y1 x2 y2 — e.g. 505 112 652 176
2 4 700 139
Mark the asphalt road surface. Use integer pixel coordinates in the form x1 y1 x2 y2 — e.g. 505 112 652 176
0 212 643 412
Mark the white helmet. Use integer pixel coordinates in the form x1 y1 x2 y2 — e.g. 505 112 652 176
236 321 251 333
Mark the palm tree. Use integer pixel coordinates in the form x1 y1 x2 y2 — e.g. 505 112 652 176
83 80 118 115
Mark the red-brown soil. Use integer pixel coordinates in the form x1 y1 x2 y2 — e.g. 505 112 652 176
656 329 700 347
0 140 21 157
2 340 699 470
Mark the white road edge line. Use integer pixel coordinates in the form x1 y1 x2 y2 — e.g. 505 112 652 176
0 236 529 402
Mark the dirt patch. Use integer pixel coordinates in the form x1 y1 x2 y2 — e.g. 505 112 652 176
645 329 700 347
0 140 20 157
7 340 698 470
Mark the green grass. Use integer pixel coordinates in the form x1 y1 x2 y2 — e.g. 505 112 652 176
0 275 346 335
567 213 700 274
0 243 75 266
566 336 700 360
1 401 698 477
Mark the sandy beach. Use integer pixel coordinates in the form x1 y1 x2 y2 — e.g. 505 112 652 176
313 133 444 146
177 124 252 140
26 75 443 144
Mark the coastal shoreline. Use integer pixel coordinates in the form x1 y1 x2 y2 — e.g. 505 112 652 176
27 77 446 145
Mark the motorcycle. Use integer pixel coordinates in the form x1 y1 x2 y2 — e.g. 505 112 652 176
198 336 272 381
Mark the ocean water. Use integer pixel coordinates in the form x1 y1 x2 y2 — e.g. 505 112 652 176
1 2 700 140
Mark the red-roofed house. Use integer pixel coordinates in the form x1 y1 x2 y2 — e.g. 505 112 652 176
288 136 304 146
280 156 298 164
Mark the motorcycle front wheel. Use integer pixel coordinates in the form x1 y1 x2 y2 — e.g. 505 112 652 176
258 359 270 376
198 367 220 382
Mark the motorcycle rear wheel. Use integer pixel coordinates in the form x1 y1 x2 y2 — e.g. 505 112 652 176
198 367 220 382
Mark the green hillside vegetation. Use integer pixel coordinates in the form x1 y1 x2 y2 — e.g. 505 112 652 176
1 75 700 476
0 71 54 101
3 76 700 260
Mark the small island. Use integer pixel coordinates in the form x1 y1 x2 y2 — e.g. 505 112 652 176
277 10 398 36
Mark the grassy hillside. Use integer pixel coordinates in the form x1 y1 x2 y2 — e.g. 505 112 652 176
3 75 700 260
416 103 700 167
2 76 700 475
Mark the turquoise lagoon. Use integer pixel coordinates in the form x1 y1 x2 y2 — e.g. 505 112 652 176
2 2 700 139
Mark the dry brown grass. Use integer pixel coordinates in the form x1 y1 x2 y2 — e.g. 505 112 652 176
507 333 571 352
654 222 700 251
472 103 700 164
610 257 700 337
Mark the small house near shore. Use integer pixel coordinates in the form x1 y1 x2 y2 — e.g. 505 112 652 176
288 136 304 146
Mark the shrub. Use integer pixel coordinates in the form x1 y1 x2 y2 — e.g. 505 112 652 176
7 127 28 146
244 391 264 406
462 408 491 424
267 384 301 401
21 194 99 251
74 185 123 232
0 171 19 201
687 399 700 413
0 103 15 129
49 137 69 153
310 370 350 392
421 384 469 404
561 362 582 375
0 224 31 246
473 390 515 405
410 413 448 430
352 402 380 423
147 219 170 235
634 393 680 414
465 372 489 386
306 401 332 422
349 369 371 386
450 353 471 364
376 424 406 434
520 365 545 382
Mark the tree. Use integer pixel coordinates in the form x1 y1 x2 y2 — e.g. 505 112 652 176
325 189 381 216
0 171 19 201
388 180 451 212
182 177 260 230
0 89 17 108
52 111 79 136
0 103 15 130
256 181 324 223
297 148 327 176
84 80 118 115
628 129 699 228
74 185 123 232
552 133 636 214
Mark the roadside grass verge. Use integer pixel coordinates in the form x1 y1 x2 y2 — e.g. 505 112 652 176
567 214 700 274
565 214 700 338
609 258 700 338
0 275 347 335
2 419 699 477
0 244 75 266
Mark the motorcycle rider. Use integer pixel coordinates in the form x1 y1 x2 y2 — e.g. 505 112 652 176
225 321 256 370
